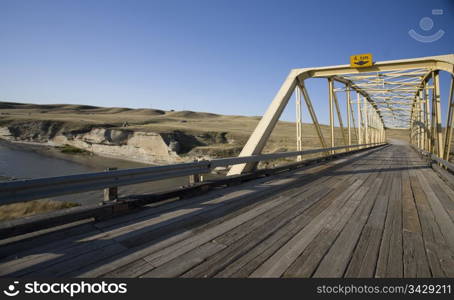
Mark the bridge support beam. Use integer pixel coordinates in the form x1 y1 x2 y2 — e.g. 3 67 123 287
299 81 329 155
331 82 347 146
328 78 335 154
357 93 362 148
443 75 454 161
433 71 443 157
424 83 431 152
227 70 299 175
364 96 369 145
346 84 352 146
295 86 303 161
347 84 358 145
420 91 425 150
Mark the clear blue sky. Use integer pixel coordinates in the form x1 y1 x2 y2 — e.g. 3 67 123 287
1 0 453 125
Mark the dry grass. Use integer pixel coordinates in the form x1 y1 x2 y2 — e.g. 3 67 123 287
0 101 356 154
0 101 418 157
385 128 410 142
0 200 79 221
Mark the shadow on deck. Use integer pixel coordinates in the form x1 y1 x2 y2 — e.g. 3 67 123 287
0 144 453 278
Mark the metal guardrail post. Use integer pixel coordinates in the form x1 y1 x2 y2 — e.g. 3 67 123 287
103 167 118 203
188 173 201 185
188 159 206 185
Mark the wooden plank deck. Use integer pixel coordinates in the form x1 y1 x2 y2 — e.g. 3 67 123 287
1 143 454 278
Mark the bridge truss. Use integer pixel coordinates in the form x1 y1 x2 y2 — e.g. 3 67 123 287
229 54 454 175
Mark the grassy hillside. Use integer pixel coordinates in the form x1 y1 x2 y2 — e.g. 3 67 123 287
0 101 365 158
1 101 419 163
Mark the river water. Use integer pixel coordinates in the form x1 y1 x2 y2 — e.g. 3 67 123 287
0 141 219 206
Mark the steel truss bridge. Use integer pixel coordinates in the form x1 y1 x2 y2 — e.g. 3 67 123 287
0 54 453 278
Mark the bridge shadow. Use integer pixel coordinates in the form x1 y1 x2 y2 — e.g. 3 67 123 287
0 145 392 277
328 165 429 176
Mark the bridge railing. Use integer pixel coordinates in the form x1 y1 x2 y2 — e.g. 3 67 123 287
0 143 382 206
414 147 454 174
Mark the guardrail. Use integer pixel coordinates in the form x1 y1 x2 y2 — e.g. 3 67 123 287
415 148 454 173
0 143 383 206
0 143 387 239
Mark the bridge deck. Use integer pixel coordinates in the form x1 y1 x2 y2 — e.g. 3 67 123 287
1 144 454 278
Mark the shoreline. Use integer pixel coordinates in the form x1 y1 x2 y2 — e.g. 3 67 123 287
0 138 153 171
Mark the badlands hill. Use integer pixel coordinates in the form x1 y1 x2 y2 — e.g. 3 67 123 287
0 101 408 165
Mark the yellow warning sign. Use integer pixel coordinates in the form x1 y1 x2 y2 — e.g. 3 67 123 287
350 53 373 68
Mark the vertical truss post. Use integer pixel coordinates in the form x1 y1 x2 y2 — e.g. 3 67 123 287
418 98 422 149
346 84 352 146
357 93 362 148
381 123 384 143
364 97 369 145
371 111 375 144
414 96 418 148
413 106 416 147
374 113 378 144
380 123 382 143
410 114 414 145
374 111 377 142
332 85 348 146
295 85 303 161
328 78 335 154
416 95 421 149
430 74 436 154
434 71 443 157
419 90 425 150
375 113 378 143
349 95 358 143
424 83 431 152
299 81 328 153
443 75 454 161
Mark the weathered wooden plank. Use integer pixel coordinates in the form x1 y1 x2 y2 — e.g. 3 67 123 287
0 220 97 260
132 189 319 278
286 154 392 278
218 167 363 277
141 194 286 268
179 187 336 278
141 242 226 278
249 176 369 278
344 198 389 277
415 170 454 251
102 259 155 278
402 159 431 278
344 149 396 277
410 171 454 277
26 243 128 277
313 152 393 277
0 238 115 277
424 176 454 222
375 164 403 278
138 150 383 276
211 171 347 247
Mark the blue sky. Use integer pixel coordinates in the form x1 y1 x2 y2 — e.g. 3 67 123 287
0 0 453 125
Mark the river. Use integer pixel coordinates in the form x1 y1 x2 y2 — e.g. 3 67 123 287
0 140 220 206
